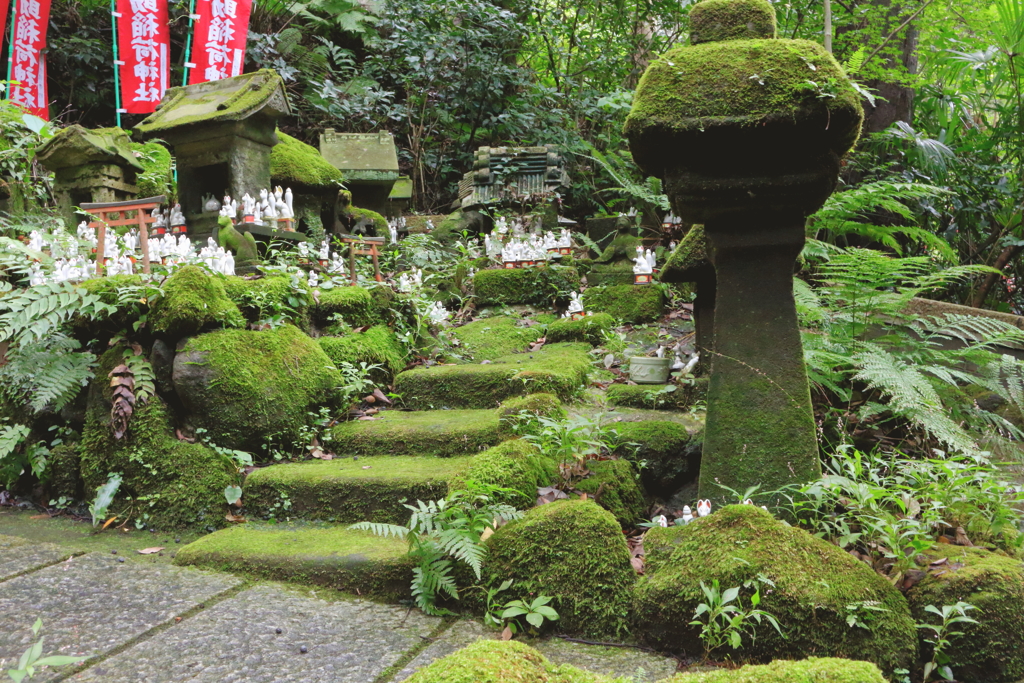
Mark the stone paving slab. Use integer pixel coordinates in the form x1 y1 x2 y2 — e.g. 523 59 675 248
71 583 439 683
0 552 241 681
392 619 493 681
0 535 69 581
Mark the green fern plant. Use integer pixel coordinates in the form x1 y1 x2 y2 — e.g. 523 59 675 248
0 281 115 346
584 143 671 214
349 481 523 615
0 332 96 413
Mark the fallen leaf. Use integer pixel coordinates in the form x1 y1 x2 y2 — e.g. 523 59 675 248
102 516 119 530
630 556 645 574
225 513 246 523
137 547 164 555
481 527 494 542
372 388 393 405
930 557 948 566
501 626 513 641
362 465 372 470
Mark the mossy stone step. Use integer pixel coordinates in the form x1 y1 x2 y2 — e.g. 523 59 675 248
244 456 473 524
173 523 414 599
330 409 502 457
395 343 593 410
452 316 544 361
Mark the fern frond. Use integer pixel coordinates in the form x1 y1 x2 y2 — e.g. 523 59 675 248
435 527 487 578
0 423 30 460
0 332 96 413
0 281 115 346
347 521 410 539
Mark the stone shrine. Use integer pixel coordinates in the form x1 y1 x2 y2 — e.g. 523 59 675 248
319 129 400 216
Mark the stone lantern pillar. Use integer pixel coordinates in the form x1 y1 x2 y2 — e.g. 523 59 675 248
625 0 863 501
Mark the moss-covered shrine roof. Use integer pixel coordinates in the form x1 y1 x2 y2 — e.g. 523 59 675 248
134 69 292 137
270 131 344 189
34 125 143 172
319 129 399 182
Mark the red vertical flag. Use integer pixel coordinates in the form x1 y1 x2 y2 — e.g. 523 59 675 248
117 0 170 113
188 0 252 85
9 0 51 119
0 0 11 62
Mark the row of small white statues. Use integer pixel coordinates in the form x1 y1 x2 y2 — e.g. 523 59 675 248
651 498 767 527
198 237 235 276
633 245 657 275
151 204 187 231
209 188 294 225
397 268 423 293
654 345 700 373
563 292 587 319
388 217 404 245
497 230 573 263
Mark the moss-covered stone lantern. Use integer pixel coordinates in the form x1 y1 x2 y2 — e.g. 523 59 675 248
625 0 863 501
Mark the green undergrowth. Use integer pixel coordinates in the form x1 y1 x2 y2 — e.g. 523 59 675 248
404 639 621 683
606 380 707 411
222 274 310 327
453 316 545 361
574 459 646 527
663 657 885 683
473 266 581 306
330 409 503 457
498 393 567 434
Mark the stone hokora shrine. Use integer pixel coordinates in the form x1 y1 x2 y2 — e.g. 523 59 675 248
319 129 400 217
134 69 292 238
625 0 863 501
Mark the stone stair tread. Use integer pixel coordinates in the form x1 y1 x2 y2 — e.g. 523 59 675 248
330 409 502 457
174 523 414 599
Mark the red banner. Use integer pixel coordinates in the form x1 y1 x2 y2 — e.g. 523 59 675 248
188 0 252 85
8 0 51 119
0 0 10 66
116 0 170 114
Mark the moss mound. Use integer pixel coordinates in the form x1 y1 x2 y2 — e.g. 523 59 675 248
661 225 711 283
270 131 344 188
394 343 592 410
585 261 636 287
454 316 545 361
404 639 614 683
635 505 916 673
662 657 885 683
344 206 389 235
474 266 581 306
606 381 707 411
243 456 472 524
547 313 616 345
149 265 245 337
72 274 146 337
318 325 406 382
310 285 384 328
575 459 646 526
498 393 567 434
484 499 636 639
130 141 174 199
330 408 503 457
583 285 665 324
171 325 342 453
222 274 310 327
906 545 1024 683
612 420 700 497
449 439 557 509
689 0 777 45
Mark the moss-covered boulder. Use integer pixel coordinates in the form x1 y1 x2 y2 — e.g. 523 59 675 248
497 393 567 434
222 273 310 326
906 545 1024 683
583 285 665 325
270 131 344 188
172 325 342 453
149 265 245 337
635 505 916 673
484 499 636 639
611 420 700 497
310 285 385 328
453 316 545 361
404 640 615 683
130 141 174 200
546 313 616 345
474 266 581 307
318 325 406 382
575 459 646 526
606 381 707 412
662 657 885 683
448 439 557 509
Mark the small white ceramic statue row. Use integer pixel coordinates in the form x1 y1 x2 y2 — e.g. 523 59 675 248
428 301 449 325
319 240 330 261
198 237 234 276
308 270 319 289
388 217 404 244
298 242 310 259
397 268 423 293
328 251 347 276
633 245 656 275
28 230 45 253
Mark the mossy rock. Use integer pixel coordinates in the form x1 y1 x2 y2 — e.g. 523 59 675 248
546 313 615 345
345 206 388 236
660 225 711 283
906 545 1024 683
634 505 916 673
688 0 776 46
270 131 344 189
80 348 235 530
662 657 885 683
171 325 343 453
575 459 646 526
149 265 245 337
585 261 636 287
606 380 707 412
596 234 643 264
318 325 406 382
130 141 174 200
394 343 592 410
582 285 665 325
448 439 557 510
483 499 636 639
222 274 310 327
173 523 414 599
72 275 147 338
473 266 581 307
243 456 473 524
612 420 700 498
404 639 616 683
46 442 82 501
330 408 503 457
497 393 567 435
453 316 545 361
310 285 384 328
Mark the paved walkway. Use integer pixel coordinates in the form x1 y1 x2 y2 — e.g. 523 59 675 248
0 534 678 682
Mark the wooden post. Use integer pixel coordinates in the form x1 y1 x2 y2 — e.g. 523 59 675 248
94 220 107 277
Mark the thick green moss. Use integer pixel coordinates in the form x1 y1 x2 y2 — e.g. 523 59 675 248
72 275 146 337
634 505 916 674
346 206 389 236
243 456 473 524
404 640 617 683
906 545 1024 683
582 285 665 324
606 381 707 412
149 265 245 337
585 261 636 287
574 459 646 526
173 325 343 453
661 225 711 283
395 343 592 410
663 657 885 683
130 141 174 199
270 131 344 188
173 523 414 599
453 316 544 361
689 0 776 45
80 348 235 530
330 408 503 457
318 325 406 382
546 313 615 345
611 420 700 497
222 274 309 325
484 499 636 639
497 393 567 434
474 266 581 307
596 234 643 264
310 286 384 328
448 439 557 509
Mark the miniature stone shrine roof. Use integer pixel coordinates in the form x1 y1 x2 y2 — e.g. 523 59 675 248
134 69 292 137
457 145 569 209
35 125 143 172
319 130 400 182
388 176 413 201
